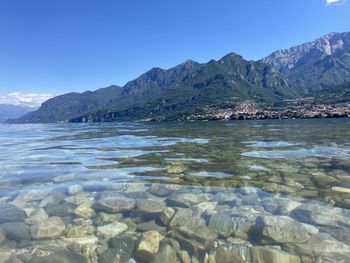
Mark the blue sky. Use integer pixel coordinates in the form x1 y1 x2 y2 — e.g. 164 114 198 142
0 0 349 105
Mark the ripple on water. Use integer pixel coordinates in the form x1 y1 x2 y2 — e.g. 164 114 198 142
243 141 299 148
165 157 209 163
72 135 209 148
190 171 233 177
249 165 269 171
242 147 350 159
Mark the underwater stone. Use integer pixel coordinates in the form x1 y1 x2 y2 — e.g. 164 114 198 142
291 203 343 226
30 216 66 240
158 207 175 226
95 196 136 213
67 184 83 195
0 204 26 223
97 222 128 238
151 244 177 263
74 202 96 219
0 222 31 241
136 231 161 262
250 246 301 263
167 192 212 207
255 215 312 244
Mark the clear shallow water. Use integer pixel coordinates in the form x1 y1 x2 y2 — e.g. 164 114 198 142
0 119 349 262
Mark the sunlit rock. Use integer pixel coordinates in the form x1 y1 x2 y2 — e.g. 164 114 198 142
30 216 66 240
136 231 161 262
97 222 128 238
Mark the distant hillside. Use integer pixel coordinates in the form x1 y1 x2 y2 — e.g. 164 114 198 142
71 53 297 122
0 104 34 122
263 32 350 93
14 85 121 123
315 82 350 104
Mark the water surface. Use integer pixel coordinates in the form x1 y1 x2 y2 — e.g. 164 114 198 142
0 119 349 262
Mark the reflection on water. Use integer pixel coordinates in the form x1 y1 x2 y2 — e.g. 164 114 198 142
242 141 299 148
0 119 349 262
242 147 350 159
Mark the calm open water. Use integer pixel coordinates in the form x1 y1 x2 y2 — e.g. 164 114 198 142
0 119 349 262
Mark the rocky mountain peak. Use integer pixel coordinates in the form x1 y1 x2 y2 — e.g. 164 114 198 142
263 32 350 71
219 52 244 62
263 31 350 92
313 32 347 55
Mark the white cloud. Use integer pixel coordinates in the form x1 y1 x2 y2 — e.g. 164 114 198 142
0 92 54 108
326 0 346 5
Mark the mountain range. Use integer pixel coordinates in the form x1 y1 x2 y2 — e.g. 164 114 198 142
12 31 350 123
0 104 35 123
263 32 350 93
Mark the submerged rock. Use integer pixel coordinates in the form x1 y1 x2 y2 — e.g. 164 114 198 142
172 217 218 257
39 191 65 207
255 215 312 244
98 249 116 263
12 189 49 208
215 245 251 263
291 203 343 226
136 231 161 262
45 202 75 217
27 248 88 263
160 237 181 252
152 244 177 263
95 212 123 225
0 204 25 223
95 196 136 213
97 222 128 238
64 235 98 260
284 233 350 260
305 233 350 255
193 202 217 214
0 222 31 241
166 163 187 174
332 186 350 193
74 202 96 219
325 226 350 243
177 250 191 263
169 208 193 227
214 192 241 205
0 227 5 244
250 246 301 263
67 225 96 238
167 192 212 207
30 216 66 240
315 252 350 263
176 216 216 243
137 220 166 233
148 184 182 197
24 207 49 225
262 198 301 215
67 184 83 195
0 249 17 263
135 199 166 215
158 207 175 226
208 212 235 237
108 235 138 263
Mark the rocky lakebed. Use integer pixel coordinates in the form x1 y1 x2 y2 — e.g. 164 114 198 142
0 182 350 263
0 120 349 262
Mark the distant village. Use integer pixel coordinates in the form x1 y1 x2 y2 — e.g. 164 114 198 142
182 100 350 121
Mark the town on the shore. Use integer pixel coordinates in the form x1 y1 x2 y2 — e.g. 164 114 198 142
161 100 350 121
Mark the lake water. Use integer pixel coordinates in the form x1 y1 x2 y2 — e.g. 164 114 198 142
0 119 349 262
